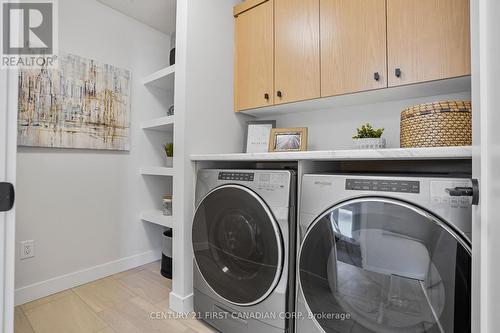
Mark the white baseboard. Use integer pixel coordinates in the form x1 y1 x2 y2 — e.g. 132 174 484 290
15 249 162 306
169 291 193 313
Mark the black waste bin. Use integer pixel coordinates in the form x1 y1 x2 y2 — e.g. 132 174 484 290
161 229 172 279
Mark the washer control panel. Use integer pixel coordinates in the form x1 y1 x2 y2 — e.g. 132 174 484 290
256 173 287 191
346 179 420 194
217 171 289 193
218 172 254 182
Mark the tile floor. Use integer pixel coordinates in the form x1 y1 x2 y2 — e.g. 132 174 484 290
14 261 216 333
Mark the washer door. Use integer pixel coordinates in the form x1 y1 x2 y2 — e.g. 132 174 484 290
192 185 283 306
299 198 471 333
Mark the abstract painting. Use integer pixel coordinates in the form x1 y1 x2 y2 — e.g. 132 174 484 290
18 53 131 150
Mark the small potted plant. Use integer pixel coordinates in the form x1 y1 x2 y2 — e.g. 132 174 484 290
352 123 386 149
164 143 174 167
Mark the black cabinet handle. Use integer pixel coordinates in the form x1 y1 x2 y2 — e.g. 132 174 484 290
395 68 402 78
374 72 380 81
446 187 474 197
264 93 269 100
277 91 282 98
0 182 15 212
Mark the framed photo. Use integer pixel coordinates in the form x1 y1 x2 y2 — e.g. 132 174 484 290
269 128 308 152
244 121 276 153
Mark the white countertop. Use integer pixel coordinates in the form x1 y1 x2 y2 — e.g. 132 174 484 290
191 146 472 162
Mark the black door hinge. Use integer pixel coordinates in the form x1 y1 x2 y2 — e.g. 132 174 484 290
0 182 15 212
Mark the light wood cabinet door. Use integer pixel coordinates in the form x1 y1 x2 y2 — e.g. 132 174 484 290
274 0 320 104
321 0 387 97
387 0 471 87
234 0 274 112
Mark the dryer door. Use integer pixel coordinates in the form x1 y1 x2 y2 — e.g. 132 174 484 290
192 185 283 306
299 198 471 333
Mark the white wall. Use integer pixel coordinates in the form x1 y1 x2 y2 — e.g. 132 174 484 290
0 59 19 333
261 92 471 150
15 0 172 304
475 0 500 332
471 0 481 331
170 0 245 312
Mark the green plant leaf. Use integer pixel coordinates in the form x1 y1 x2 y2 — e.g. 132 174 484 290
163 143 174 157
352 123 384 139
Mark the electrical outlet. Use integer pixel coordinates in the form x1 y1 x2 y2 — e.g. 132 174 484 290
20 240 35 260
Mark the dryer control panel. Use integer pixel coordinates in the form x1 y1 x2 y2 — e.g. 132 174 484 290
430 180 473 209
346 179 420 194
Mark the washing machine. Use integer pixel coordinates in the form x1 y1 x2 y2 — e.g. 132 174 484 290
296 174 475 333
192 169 296 333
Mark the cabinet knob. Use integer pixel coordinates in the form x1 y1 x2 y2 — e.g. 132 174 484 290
264 93 269 100
277 91 283 98
395 68 402 78
374 72 380 81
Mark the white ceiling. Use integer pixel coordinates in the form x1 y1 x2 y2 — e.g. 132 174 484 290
97 0 177 35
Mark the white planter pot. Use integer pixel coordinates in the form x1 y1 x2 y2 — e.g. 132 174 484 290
165 156 174 167
353 138 386 150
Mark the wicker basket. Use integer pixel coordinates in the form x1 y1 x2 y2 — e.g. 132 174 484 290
400 101 472 148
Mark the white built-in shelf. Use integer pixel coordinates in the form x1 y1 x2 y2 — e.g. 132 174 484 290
141 116 175 132
140 167 175 177
241 76 471 116
191 146 473 162
140 210 173 228
142 65 175 90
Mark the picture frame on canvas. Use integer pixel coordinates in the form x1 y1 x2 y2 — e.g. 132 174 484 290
269 127 308 152
244 120 276 153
